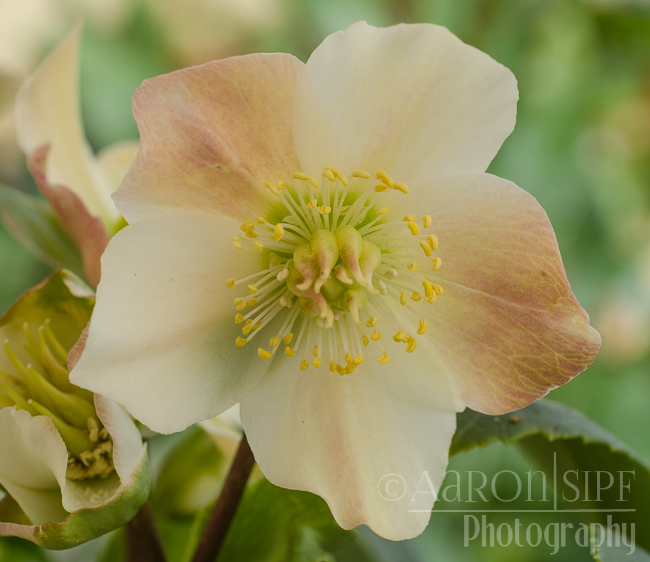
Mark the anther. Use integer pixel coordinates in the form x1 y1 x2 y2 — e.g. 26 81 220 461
323 168 336 181
285 347 296 357
427 234 439 251
422 215 432 228
411 292 421 301
313 358 321 368
378 352 390 365
400 291 407 305
371 330 381 341
313 346 319 357
270 337 281 347
248 284 258 294
417 319 428 335
384 268 398 280
377 207 389 215
366 317 378 327
300 360 309 370
407 222 419 236
256 217 266 224
233 241 243 250
318 206 332 215
407 263 418 272
393 182 409 194
273 224 284 241
236 337 247 347
353 170 371 179
432 258 442 271
403 215 415 222
258 348 272 360
226 278 236 287
406 337 417 353
254 241 264 251
292 172 309 181
235 314 245 324
283 333 294 345
362 335 369 346
419 240 433 257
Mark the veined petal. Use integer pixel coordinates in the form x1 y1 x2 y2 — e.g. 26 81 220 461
422 174 601 414
14 24 120 226
241 341 457 540
70 210 274 434
0 408 69 526
114 54 304 224
292 22 518 210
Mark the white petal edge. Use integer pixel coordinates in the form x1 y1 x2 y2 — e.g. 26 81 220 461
292 21 518 211
70 209 277 434
14 23 120 226
0 408 69 525
241 329 458 540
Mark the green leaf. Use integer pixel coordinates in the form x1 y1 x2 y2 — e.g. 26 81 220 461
214 479 355 562
0 184 85 279
452 400 650 551
592 526 650 561
152 428 228 518
0 536 48 562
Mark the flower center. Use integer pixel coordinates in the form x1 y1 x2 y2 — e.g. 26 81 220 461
0 321 114 480
226 168 444 375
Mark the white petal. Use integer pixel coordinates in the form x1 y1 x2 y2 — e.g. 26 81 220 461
292 22 518 210
14 24 120 226
241 336 457 540
0 408 68 525
97 141 140 195
70 210 276 434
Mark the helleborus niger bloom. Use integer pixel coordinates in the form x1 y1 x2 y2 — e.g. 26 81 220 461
11 24 138 288
0 271 149 549
71 22 601 539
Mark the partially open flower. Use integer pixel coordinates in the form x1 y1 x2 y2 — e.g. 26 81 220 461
11 24 138 288
0 270 149 549
71 22 600 540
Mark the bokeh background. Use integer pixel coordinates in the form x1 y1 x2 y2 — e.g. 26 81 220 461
0 0 649 560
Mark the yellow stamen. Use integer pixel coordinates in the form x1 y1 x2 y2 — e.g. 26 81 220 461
329 361 336 372
371 330 381 341
393 182 409 194
433 284 444 295
233 297 243 305
313 358 321 368
300 360 309 370
233 241 243 250
377 207 389 215
226 278 235 287
366 317 378 327
248 298 258 306
336 365 346 376
406 337 417 353
338 173 349 187
403 215 415 222
273 224 284 241
427 234 439 251
252 321 262 329
419 240 433 257
236 303 246 311
400 291 407 305
292 171 308 181
313 346 319 357
393 330 408 343
353 170 371 179
283 333 294 345
242 325 252 335
258 348 272 360
323 168 336 181
432 257 442 270
307 176 319 189
318 206 332 215
375 184 389 192
411 291 421 301
236 337 247 347
362 335 369 346
378 352 390 365
254 241 264 251
256 217 266 224
417 319 428 335
235 314 245 324
307 199 317 209
407 222 419 236
422 280 434 299
265 182 279 194
422 215 432 228
248 284 258 294
270 336 280 347
407 263 419 272
285 347 296 357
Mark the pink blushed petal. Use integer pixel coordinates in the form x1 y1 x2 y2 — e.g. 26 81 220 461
421 174 601 414
70 210 276 434
114 54 304 224
292 22 518 210
29 145 109 289
241 341 457 540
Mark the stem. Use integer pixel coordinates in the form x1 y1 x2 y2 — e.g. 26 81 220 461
126 501 167 562
192 432 255 562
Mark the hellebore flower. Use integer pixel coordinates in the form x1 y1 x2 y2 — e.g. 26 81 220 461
71 22 601 539
12 24 138 288
0 270 149 548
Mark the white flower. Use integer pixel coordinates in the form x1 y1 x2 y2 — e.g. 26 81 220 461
71 22 600 539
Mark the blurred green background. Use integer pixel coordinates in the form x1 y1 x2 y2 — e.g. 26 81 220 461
0 0 649 560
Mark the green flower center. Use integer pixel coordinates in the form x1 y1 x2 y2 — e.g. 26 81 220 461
226 168 444 374
0 321 114 481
